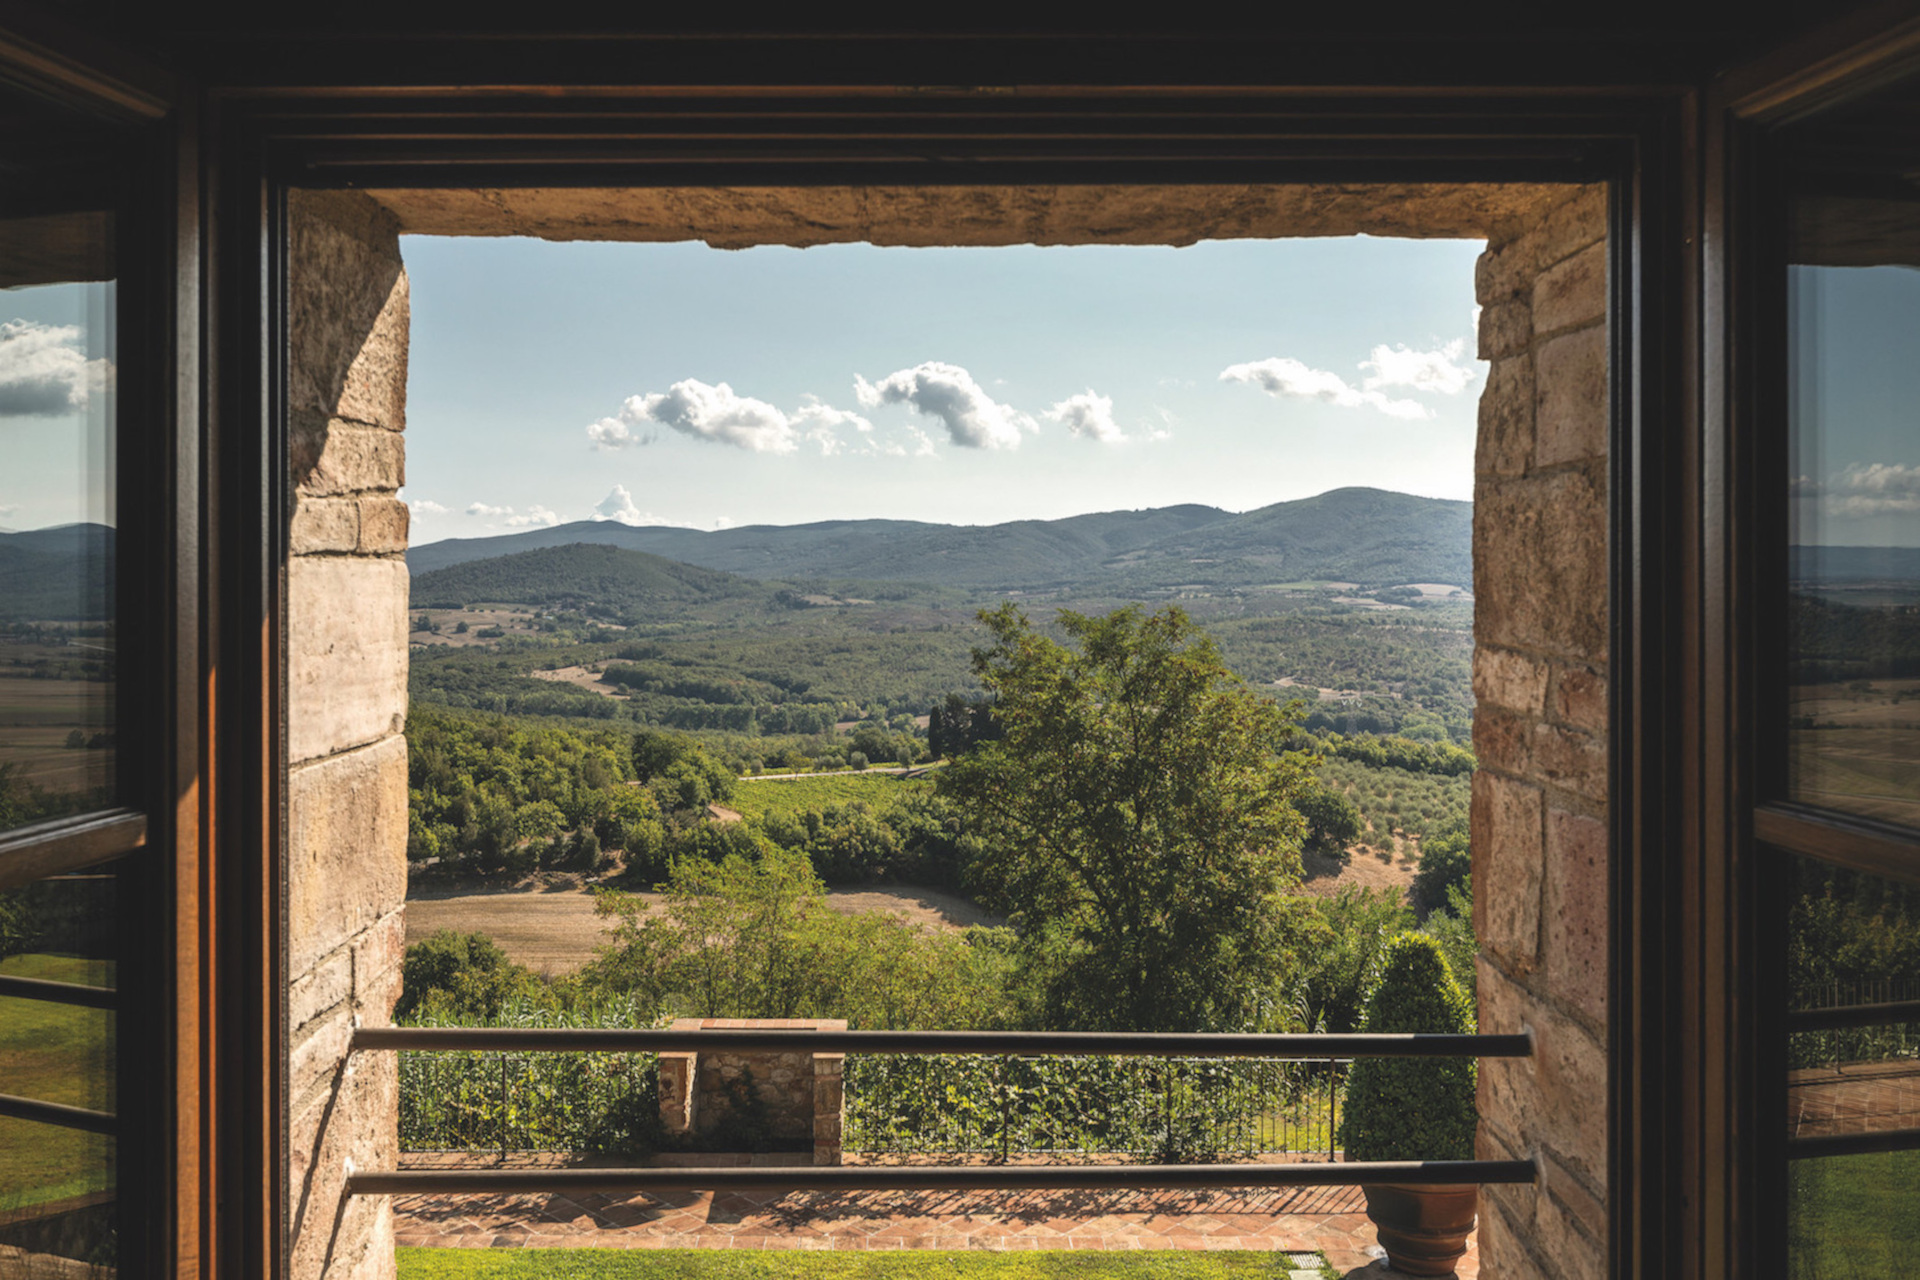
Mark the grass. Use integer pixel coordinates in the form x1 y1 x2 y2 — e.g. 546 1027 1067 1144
729 772 934 822
1788 1147 1920 1276
396 1250 1329 1280
0 952 116 1213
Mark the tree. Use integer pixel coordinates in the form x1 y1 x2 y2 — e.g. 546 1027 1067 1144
938 603 1313 1031
1295 779 1362 854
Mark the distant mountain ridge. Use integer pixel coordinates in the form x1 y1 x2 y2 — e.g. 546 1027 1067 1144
0 523 115 620
407 488 1472 592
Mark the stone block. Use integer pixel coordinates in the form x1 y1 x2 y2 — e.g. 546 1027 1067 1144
1474 646 1549 717
1477 233 1540 305
1533 185 1608 263
1473 774 1544 970
289 191 409 432
1474 468 1607 662
289 1004 351 1108
290 946 352 1037
1473 705 1532 777
356 496 409 554
1476 355 1534 478
290 497 360 555
1532 241 1607 336
1478 297 1532 361
288 736 409 977
288 556 409 763
1545 809 1608 1029
1551 665 1607 734
1534 325 1608 467
290 1049 398 1280
290 413 407 497
1530 722 1608 803
352 908 408 1008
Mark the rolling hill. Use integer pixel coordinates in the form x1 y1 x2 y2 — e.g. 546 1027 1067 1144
409 543 767 614
407 488 1469 592
0 523 115 621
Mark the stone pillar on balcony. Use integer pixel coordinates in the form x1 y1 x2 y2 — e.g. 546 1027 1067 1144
284 189 410 1280
654 1019 847 1163
1471 183 1611 1280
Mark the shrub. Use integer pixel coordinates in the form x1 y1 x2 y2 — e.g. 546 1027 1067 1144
1337 933 1476 1162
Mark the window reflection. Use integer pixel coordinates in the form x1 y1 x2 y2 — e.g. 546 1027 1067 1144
1784 78 1920 830
0 870 116 1271
0 214 116 833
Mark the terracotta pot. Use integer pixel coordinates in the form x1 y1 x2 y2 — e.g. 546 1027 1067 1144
1360 1182 1478 1276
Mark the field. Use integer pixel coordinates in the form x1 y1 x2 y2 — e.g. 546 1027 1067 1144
405 880 1002 975
0 631 114 802
0 952 115 1214
1788 1147 1920 1275
1789 678 1920 828
729 771 935 821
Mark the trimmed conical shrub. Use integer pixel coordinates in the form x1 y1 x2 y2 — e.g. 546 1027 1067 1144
1337 932 1477 1162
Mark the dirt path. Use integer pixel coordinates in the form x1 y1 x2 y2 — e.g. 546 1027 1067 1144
404 880 1007 975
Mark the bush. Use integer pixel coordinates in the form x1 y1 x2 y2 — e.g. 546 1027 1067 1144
1337 933 1476 1161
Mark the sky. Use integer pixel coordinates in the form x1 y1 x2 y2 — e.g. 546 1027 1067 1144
1790 264 1920 548
0 279 115 533
395 234 1487 545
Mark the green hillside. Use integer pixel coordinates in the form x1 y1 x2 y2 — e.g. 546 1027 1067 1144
409 543 767 618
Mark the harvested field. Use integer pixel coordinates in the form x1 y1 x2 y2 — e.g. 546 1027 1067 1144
1297 842 1418 902
404 880 1004 975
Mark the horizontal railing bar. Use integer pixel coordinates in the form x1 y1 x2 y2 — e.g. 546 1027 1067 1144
353 1027 1531 1058
346 1159 1537 1197
1787 1128 1920 1160
0 1092 115 1136
0 974 116 1010
1787 1000 1920 1033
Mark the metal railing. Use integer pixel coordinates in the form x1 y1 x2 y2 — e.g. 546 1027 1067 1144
347 1025 1538 1195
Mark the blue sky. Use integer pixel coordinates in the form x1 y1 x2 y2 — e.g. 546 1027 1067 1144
397 234 1487 544
1791 265 1920 548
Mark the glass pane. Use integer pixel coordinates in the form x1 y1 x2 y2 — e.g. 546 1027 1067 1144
1784 853 1920 1274
0 97 117 834
0 869 116 1269
1789 1149 1920 1279
1783 76 1920 828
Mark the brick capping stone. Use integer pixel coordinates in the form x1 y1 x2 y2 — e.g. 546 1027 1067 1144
657 1019 848 1167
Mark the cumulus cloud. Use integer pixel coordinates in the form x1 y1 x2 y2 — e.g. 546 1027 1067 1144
1219 356 1430 420
793 396 875 456
1820 463 1920 517
591 484 674 527
505 506 562 528
0 319 112 418
855 361 1036 449
1044 390 1124 443
589 381 875 456
1361 339 1478 396
408 498 450 516
466 502 512 518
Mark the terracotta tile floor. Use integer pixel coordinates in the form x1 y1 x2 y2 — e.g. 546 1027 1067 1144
392 1171 1478 1277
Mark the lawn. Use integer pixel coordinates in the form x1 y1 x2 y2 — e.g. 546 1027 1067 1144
396 1250 1333 1280
1788 1147 1920 1276
0 951 116 1213
729 771 934 822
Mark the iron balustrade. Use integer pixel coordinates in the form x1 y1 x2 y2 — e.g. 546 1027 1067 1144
347 1025 1537 1196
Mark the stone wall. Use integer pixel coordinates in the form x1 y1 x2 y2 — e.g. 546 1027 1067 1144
1470 185 1609 1280
658 1020 848 1166
285 189 410 1280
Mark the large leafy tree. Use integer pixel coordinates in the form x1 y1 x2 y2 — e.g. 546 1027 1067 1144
939 603 1313 1031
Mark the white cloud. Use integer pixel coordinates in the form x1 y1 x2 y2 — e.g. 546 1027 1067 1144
713 516 734 530
0 319 112 418
409 498 450 516
1219 356 1430 420
591 484 673 527
505 505 562 528
1820 463 1920 517
793 396 875 456
466 502 512 518
855 361 1036 449
587 417 655 450
1361 339 1478 396
615 379 799 454
589 382 876 457
1044 389 1124 443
